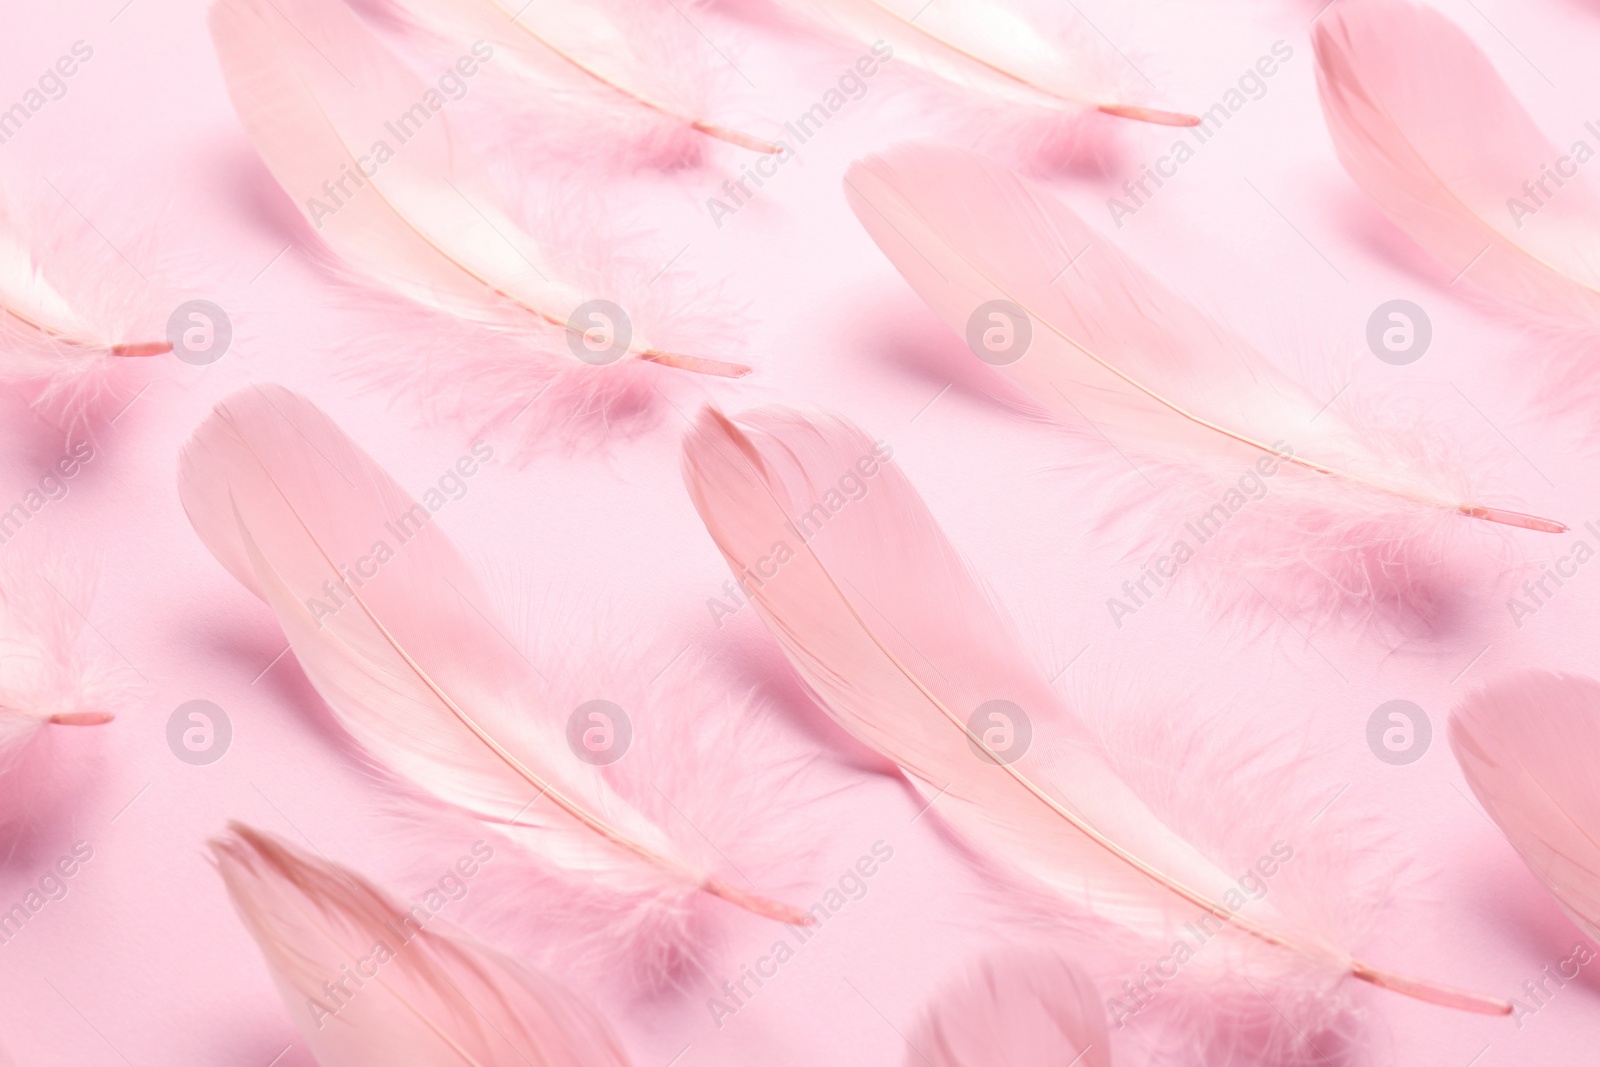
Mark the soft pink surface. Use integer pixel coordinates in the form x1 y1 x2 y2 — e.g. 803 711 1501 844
1 0 1598 1064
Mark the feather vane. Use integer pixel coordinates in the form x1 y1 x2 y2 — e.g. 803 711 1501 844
211 822 635 1066
209 0 746 378
843 142 1564 535
179 384 802 925
682 402 1510 1014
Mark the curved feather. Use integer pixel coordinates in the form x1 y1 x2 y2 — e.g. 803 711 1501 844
211 823 635 1066
208 0 745 377
1315 0 1600 326
383 0 779 154
178 384 802 925
1451 671 1600 944
843 141 1564 534
765 0 1196 127
908 948 1110 1067
682 403 1509 1014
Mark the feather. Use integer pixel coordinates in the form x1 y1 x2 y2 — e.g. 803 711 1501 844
210 822 635 1066
756 0 1197 132
1315 0 1600 329
1451 670 1600 945
0 187 169 397
178 385 805 939
376 0 779 162
207 0 748 386
908 948 1110 1067
0 548 125 820
681 402 1510 1015
842 143 1564 559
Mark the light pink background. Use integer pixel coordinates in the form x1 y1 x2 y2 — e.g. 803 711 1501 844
2 0 1599 1063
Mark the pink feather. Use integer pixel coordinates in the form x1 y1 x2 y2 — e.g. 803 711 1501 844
371 0 779 166
1315 0 1600 330
0 186 170 412
0 547 127 826
178 385 807 953
843 142 1563 618
1451 671 1600 945
681 403 1510 1017
210 822 635 1066
908 948 1110 1067
741 0 1197 163
208 0 747 446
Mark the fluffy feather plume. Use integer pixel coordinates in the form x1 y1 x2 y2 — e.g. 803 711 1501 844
1451 671 1600 944
210 822 635 1065
756 0 1196 144
681 403 1510 1017
908 948 1110 1067
0 548 126 820
1315 0 1600 329
179 385 807 946
844 142 1561 614
377 0 778 163
208 0 746 425
0 186 169 405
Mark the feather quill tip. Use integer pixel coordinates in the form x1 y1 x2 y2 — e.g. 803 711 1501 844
1097 103 1201 127
1354 964 1512 1015
109 341 172 358
1457 505 1566 533
47 711 114 726
691 121 784 155
705 876 813 925
641 349 751 378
